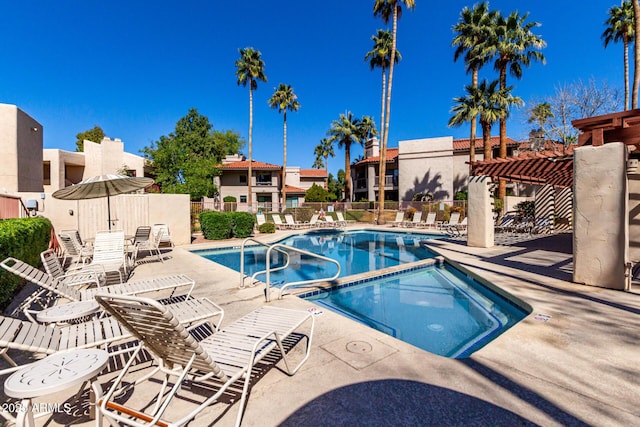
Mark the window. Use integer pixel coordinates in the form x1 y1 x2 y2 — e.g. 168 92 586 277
256 173 271 185
240 195 247 203
239 175 247 184
43 162 50 185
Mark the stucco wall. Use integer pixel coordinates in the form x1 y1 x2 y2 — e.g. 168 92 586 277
398 137 454 201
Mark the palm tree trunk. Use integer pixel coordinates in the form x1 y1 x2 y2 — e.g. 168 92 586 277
377 6 399 224
248 85 254 212
624 38 630 110
282 111 287 211
345 143 351 201
380 68 387 145
469 67 478 173
482 120 492 160
633 0 640 109
498 65 507 203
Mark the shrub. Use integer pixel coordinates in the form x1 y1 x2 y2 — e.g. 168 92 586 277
258 222 276 233
0 217 52 310
454 191 468 200
199 211 232 240
493 198 504 213
515 200 535 217
223 196 237 202
229 212 255 238
305 184 329 202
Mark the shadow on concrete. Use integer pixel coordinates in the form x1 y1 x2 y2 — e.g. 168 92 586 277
280 379 568 426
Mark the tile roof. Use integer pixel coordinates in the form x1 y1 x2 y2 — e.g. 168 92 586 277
219 160 281 170
354 148 399 165
300 169 327 178
284 185 307 194
453 136 519 152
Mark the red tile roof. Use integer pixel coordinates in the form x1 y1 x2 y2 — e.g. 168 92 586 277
354 148 399 165
453 136 519 152
284 185 307 194
300 169 327 178
219 160 281 170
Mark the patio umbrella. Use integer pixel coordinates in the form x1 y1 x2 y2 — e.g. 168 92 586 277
52 174 154 230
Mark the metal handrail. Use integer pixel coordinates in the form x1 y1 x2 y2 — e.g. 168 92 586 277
239 238 290 288
263 243 341 301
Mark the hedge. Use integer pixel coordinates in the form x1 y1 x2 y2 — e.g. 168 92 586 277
0 217 52 310
199 211 256 240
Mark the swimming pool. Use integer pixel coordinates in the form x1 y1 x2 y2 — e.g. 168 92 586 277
194 229 440 285
300 264 529 358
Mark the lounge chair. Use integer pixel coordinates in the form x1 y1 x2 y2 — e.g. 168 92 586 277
438 212 460 230
417 212 437 229
285 214 307 229
40 249 105 289
495 213 517 233
336 212 352 227
94 294 314 427
531 217 553 234
0 297 223 375
308 213 320 228
83 230 130 283
57 230 92 267
325 216 339 228
0 257 196 319
152 224 174 248
390 211 405 227
132 228 165 264
403 211 422 228
256 213 267 227
446 217 467 237
272 215 290 230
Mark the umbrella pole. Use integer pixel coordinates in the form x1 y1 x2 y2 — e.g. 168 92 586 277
107 195 112 230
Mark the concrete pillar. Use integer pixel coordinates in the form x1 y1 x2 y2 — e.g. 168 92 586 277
555 187 573 231
573 142 628 290
467 176 494 248
367 164 376 201
535 184 555 231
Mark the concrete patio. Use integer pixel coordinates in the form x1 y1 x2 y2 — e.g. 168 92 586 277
2 226 639 426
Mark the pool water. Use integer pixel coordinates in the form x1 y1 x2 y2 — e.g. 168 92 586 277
194 229 439 285
302 265 528 358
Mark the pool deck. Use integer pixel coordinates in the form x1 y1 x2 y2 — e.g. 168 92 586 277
3 225 639 426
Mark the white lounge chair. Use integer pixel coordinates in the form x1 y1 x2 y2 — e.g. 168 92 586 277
446 217 467 237
417 212 437 229
256 213 266 227
438 212 461 230
82 230 130 283
308 213 320 228
285 214 307 229
390 211 405 227
403 211 422 227
335 212 351 227
95 294 314 427
57 230 92 267
0 257 196 319
152 224 174 248
40 249 105 289
0 297 223 375
272 215 290 230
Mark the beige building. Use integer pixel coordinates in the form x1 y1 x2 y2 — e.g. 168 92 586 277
215 154 327 211
351 136 520 202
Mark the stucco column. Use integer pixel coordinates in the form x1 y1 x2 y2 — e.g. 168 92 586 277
467 176 494 248
573 142 628 290
367 164 376 201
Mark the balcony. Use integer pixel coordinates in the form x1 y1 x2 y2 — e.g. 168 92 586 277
373 176 398 188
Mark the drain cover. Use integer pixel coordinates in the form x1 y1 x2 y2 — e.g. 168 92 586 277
428 323 444 332
346 341 372 353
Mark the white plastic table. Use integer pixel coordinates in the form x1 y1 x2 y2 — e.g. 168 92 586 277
36 300 100 324
4 349 108 427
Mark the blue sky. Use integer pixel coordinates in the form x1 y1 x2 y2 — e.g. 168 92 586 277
1 1 624 177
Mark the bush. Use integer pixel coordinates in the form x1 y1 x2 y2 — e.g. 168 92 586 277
454 191 468 200
258 222 276 233
223 196 237 202
515 200 535 217
305 184 329 202
199 211 232 240
0 217 52 310
229 212 255 238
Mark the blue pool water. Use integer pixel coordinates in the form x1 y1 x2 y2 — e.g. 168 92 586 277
301 265 529 358
194 229 440 285
194 229 528 358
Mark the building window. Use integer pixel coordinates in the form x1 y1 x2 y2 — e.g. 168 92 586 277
239 175 247 184
240 195 247 203
43 162 51 185
256 173 272 186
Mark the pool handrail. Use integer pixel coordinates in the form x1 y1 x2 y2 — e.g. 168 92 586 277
239 238 290 288
263 243 341 302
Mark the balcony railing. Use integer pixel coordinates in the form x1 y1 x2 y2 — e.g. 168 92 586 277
373 176 397 188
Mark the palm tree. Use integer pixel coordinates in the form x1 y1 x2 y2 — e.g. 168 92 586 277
365 29 401 145
235 47 267 212
634 0 640 108
327 112 364 201
602 1 635 110
373 0 415 224
359 115 378 141
491 10 545 200
451 80 523 161
313 138 335 171
268 83 300 210
452 2 497 168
